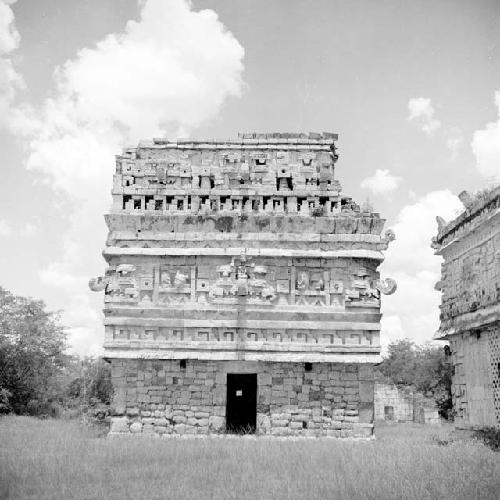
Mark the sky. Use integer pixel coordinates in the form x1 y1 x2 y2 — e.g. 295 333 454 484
0 0 499 355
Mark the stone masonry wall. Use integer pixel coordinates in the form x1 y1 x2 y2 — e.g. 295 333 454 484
374 384 413 422
448 328 499 428
109 359 375 438
374 383 440 424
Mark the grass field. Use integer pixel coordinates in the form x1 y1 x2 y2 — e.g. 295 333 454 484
0 417 499 499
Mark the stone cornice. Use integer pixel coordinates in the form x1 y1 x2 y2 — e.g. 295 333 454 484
435 185 500 248
103 246 386 261
104 317 381 330
107 232 384 243
435 302 500 339
126 132 338 151
103 348 381 364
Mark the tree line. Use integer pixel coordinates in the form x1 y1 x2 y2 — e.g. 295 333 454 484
0 287 111 416
0 286 452 418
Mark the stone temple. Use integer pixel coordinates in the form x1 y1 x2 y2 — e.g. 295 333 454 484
433 187 500 428
90 132 396 437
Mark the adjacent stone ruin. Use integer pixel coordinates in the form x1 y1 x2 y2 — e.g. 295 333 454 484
374 383 441 425
90 132 396 437
433 186 500 428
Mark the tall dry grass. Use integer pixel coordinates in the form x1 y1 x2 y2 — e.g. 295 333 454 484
0 416 498 499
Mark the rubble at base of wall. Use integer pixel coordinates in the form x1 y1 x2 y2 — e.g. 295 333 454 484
108 416 374 439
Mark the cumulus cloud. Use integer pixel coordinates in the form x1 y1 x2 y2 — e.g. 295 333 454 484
446 127 464 160
471 91 500 182
6 0 245 355
0 218 12 236
360 169 402 195
0 0 24 125
380 190 463 346
407 97 441 135
0 218 38 237
0 0 18 52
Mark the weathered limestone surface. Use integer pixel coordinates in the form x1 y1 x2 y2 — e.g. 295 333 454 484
374 383 440 425
110 359 374 437
433 186 500 428
91 132 395 437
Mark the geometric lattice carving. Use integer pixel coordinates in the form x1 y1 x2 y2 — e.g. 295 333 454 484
487 329 500 423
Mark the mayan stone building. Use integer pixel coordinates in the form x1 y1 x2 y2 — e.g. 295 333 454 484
433 186 500 428
90 132 396 437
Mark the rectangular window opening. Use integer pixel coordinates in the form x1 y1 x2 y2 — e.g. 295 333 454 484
122 195 131 209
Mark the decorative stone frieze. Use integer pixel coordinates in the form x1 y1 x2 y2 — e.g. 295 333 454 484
91 132 395 436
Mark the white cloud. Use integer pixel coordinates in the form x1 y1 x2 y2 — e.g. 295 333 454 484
0 0 19 53
6 0 245 355
380 190 463 346
360 169 402 195
446 128 463 160
0 218 12 236
0 218 38 238
407 97 441 135
19 222 37 236
0 0 24 127
471 91 500 182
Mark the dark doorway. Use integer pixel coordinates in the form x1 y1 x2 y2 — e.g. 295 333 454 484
384 405 394 421
226 373 257 433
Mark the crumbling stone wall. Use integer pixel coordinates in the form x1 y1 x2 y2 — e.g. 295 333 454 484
110 360 375 438
374 384 413 422
434 186 500 428
374 383 440 424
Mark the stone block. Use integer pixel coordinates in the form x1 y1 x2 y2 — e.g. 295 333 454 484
271 417 289 427
143 424 155 434
175 424 187 434
359 381 374 403
358 403 374 423
110 417 129 434
209 416 225 431
130 422 143 433
358 365 373 381
343 416 359 423
326 430 341 437
271 427 290 436
257 414 271 432
126 407 139 417
195 411 209 418
352 426 373 438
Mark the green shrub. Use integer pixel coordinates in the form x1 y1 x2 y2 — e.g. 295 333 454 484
0 387 12 414
474 427 500 451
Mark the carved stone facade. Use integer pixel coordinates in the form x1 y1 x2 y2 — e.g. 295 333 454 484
91 132 395 437
433 186 500 428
